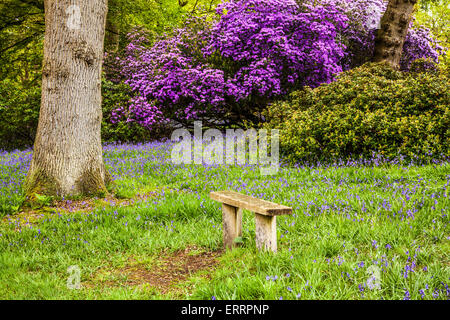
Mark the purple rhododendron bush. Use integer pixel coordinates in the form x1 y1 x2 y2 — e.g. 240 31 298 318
104 0 443 130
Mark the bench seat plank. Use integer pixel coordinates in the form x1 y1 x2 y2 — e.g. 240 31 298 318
210 191 292 216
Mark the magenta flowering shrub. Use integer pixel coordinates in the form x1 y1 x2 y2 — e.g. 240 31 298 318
204 0 348 92
114 19 228 127
400 27 443 71
110 0 444 129
113 0 349 127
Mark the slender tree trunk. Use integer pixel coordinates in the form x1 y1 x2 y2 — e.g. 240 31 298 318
25 0 110 200
105 10 119 52
373 0 418 68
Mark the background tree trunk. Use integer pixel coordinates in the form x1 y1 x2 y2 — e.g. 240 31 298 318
105 16 120 52
105 4 119 52
25 0 110 200
373 0 418 68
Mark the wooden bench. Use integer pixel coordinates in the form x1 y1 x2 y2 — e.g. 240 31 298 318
210 191 293 252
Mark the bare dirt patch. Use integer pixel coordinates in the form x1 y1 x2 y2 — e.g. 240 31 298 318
85 245 223 296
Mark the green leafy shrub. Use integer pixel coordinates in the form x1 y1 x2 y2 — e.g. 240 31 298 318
0 79 41 150
264 62 450 163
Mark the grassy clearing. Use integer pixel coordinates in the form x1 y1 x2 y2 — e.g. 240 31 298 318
0 142 449 300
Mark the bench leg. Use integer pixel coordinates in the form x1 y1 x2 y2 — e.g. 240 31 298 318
255 214 277 252
222 204 242 249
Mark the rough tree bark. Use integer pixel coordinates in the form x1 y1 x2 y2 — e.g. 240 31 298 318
24 0 111 200
373 0 418 68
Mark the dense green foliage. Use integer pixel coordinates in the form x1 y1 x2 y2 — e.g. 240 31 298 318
264 62 450 163
0 0 44 81
0 78 40 150
415 0 450 71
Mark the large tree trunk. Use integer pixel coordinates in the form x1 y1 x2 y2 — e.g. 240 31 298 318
373 0 417 68
25 0 110 200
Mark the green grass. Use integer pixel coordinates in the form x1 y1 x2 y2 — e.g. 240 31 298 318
0 142 449 300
